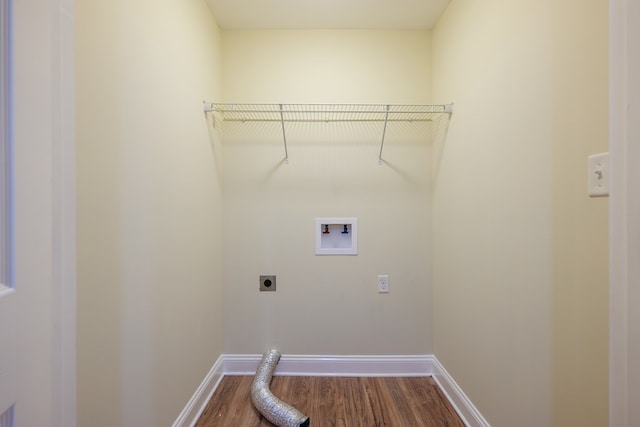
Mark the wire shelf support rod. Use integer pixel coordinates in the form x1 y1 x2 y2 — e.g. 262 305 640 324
378 105 390 165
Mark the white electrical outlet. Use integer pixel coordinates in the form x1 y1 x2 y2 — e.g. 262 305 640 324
378 275 389 293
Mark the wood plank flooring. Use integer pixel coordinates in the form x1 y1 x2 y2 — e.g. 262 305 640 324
195 376 465 426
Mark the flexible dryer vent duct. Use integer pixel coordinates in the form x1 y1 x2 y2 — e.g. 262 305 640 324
251 349 310 427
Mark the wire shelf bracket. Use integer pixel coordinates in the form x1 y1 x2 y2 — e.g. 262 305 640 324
203 102 453 164
278 104 289 164
377 105 390 165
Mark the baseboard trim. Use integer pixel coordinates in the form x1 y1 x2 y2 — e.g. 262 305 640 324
223 353 434 377
172 355 224 427
173 354 490 427
431 357 491 427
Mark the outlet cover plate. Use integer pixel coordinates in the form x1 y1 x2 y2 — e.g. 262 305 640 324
259 275 276 292
378 275 389 293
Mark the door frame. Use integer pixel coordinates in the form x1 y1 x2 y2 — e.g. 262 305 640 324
51 0 75 426
609 0 639 426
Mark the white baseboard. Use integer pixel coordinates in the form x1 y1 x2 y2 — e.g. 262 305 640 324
431 357 491 427
172 355 224 427
173 354 490 427
223 353 434 377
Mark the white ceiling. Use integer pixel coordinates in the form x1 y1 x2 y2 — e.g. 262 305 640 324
206 0 450 30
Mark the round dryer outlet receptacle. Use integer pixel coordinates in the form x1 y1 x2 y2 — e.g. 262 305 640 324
259 275 276 292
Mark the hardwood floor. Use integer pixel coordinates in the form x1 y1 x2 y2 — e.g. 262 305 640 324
195 376 465 426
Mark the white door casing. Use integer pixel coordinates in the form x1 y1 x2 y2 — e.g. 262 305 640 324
0 0 15 419
0 0 75 426
610 0 640 426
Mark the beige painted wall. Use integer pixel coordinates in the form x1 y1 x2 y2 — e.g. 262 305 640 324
76 1 223 425
220 30 435 354
432 1 608 426
221 30 432 104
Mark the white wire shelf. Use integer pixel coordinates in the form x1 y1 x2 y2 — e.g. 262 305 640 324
203 102 453 164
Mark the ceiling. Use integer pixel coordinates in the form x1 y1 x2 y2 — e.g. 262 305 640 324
205 0 450 30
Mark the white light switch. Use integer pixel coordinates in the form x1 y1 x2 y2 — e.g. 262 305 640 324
588 152 609 197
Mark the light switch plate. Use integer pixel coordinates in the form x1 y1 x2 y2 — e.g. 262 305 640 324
588 152 609 197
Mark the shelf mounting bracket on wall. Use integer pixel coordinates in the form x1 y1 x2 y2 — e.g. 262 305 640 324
203 102 453 164
279 104 289 164
378 105 390 165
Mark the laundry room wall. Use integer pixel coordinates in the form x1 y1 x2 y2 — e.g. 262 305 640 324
432 1 609 426
76 0 224 425
220 30 437 355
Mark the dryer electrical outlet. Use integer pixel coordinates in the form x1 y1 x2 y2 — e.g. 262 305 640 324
259 275 276 292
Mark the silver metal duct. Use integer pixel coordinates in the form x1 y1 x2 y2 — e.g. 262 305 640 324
251 349 310 427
